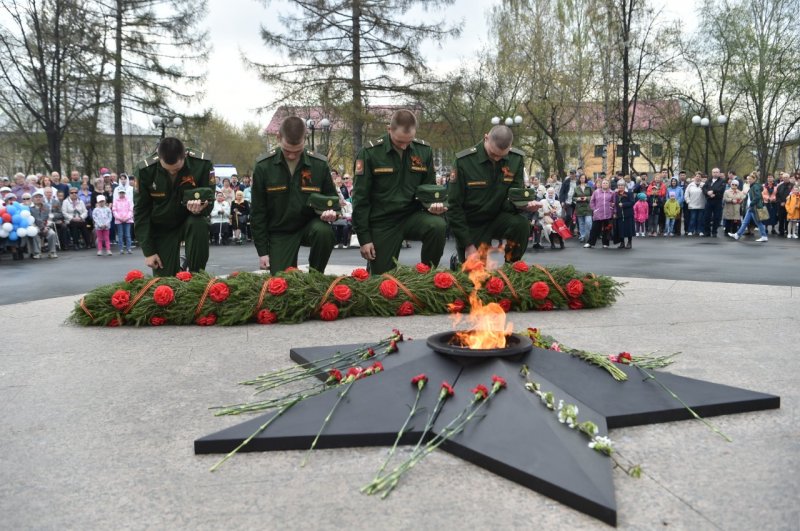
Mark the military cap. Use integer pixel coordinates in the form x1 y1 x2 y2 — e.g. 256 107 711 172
415 184 448 208
307 193 341 214
182 187 215 204
508 187 534 208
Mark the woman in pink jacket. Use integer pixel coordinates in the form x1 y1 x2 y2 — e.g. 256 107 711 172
585 179 617 248
112 188 134 254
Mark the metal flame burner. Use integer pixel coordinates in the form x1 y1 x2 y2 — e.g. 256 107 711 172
426 331 533 358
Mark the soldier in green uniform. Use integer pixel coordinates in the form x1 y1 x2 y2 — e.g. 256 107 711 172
448 125 539 262
250 116 338 274
134 137 215 276
351 109 447 275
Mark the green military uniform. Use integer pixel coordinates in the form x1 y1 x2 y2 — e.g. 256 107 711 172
133 149 214 277
448 142 529 261
351 133 446 275
250 147 336 274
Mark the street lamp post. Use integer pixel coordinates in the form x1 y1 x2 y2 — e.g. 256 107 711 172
318 118 331 154
152 116 183 140
691 114 728 175
305 119 316 150
306 118 331 152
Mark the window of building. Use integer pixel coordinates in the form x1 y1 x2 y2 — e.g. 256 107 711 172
651 143 663 157
594 145 605 157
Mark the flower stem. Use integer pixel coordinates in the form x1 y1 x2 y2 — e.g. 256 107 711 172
301 380 355 467
372 386 423 481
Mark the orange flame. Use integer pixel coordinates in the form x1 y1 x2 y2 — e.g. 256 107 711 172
451 244 513 349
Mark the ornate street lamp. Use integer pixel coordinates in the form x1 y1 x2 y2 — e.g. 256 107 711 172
152 115 183 140
691 114 728 175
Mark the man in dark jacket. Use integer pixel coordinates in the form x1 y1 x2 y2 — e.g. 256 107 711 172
775 172 792 236
702 167 726 237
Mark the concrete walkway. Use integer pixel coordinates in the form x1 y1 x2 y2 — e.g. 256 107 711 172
1 277 797 529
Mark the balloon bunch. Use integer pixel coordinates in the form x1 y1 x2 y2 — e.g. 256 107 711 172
0 201 38 242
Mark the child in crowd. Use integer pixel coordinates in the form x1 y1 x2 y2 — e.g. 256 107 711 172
664 192 681 236
633 192 649 237
786 184 800 239
91 195 113 256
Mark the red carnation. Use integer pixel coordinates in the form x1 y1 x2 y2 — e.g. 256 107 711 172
229 271 240 278
486 276 505 295
153 285 174 307
448 299 466 313
256 309 278 324
440 381 455 397
371 361 384 373
566 279 585 299
498 298 512 312
415 262 431 274
530 281 550 300
396 301 414 316
392 328 404 341
320 302 339 321
209 282 230 303
196 314 217 326
568 299 584 310
379 279 399 299
491 375 507 388
512 261 529 273
150 316 166 326
411 374 428 385
175 271 192 282
125 270 144 283
332 284 352 303
107 318 121 327
351 268 369 281
366 347 375 357
433 272 454 289
472 384 489 400
619 352 632 364
284 267 300 272
111 289 130 310
268 277 288 296
328 368 343 383
346 366 364 380
388 339 399 353
540 300 554 311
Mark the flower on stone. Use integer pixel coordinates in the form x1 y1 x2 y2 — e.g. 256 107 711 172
540 391 555 409
379 279 399 299
388 339 399 353
332 284 352 303
566 279 585 298
440 381 455 399
448 299 466 313
472 384 489 401
588 435 614 456
124 269 144 283
549 342 562 352
578 420 599 438
486 276 505 295
320 302 339 321
491 375 507 391
111 289 130 310
327 369 343 384
256 309 278 324
345 366 364 382
512 261 529 273
149 316 166 326
351 268 369 281
415 263 431 274
530 281 550 300
391 328 404 341
411 374 428 389
433 272 455 289
209 282 230 303
153 285 174 307
176 271 192 282
366 347 376 358
618 352 632 364
268 277 288 296
557 402 580 428
369 361 384 374
396 301 414 316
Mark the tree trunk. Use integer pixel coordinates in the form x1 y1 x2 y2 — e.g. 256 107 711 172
113 0 126 172
351 0 364 158
620 0 632 176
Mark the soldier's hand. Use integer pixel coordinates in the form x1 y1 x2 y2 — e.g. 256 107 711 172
145 253 163 270
320 209 338 223
525 201 541 212
360 243 376 261
259 255 270 271
186 199 207 215
428 202 447 215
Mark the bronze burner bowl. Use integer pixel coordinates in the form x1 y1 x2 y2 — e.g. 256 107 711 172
427 331 533 358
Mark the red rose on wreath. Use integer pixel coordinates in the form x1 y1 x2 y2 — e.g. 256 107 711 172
153 285 174 307
125 270 144 283
107 318 121 327
540 300 554 311
448 299 466 313
415 263 431 274
486 276 505 295
268 277 288 296
332 284 352 303
433 272 454 289
512 261 529 273
396 301 414 316
498 298 512 312
320 302 339 321
566 279 585 298
351 268 369 281
379 279 399 299
530 281 550 300
209 282 230 303
257 309 278 324
568 299 584 310
111 289 130 310
196 314 217 326
230 271 240 278
150 316 166 326
175 271 192 282
285 267 299 272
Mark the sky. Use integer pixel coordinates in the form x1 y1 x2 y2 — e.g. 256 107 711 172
196 0 700 129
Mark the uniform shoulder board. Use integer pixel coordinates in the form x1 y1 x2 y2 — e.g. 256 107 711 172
366 137 385 149
306 149 328 162
135 154 159 171
186 149 212 161
412 138 429 146
456 147 477 158
256 149 277 163
510 147 526 156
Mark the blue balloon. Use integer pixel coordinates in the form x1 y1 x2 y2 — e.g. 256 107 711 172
11 214 21 225
19 205 30 212
6 204 19 215
25 217 34 227
8 232 18 241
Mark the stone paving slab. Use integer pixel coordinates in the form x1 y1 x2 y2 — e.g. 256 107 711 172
0 276 797 530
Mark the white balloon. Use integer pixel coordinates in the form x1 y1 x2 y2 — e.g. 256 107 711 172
20 210 31 218
16 227 27 237
1 222 11 232
0 230 8 238
26 226 39 237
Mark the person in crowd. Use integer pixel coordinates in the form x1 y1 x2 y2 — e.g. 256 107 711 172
251 117 337 273
17 193 40 259
559 169 576 234
722 179 745 235
774 172 792 237
646 173 666 236
91 195 113 256
42 186 57 208
62 187 91 249
112 188 134 254
664 191 681 237
49 190 69 251
230 190 250 244
785 183 800 239
28 191 58 258
52 172 68 198
529 175 547 199
613 179 635 249
666 177 684 235
584 178 615 249
11 173 36 198
68 170 81 190
684 173 706 235
729 173 768 242
332 193 353 249
352 109 447 273
242 175 252 203
633 192 649 237
573 173 593 242
219 178 235 204
210 190 231 245
114 174 134 203
761 174 778 234
702 167 726 237
540 187 564 249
